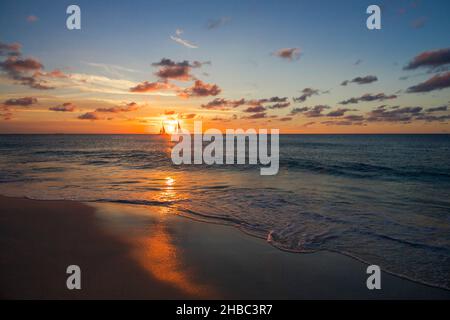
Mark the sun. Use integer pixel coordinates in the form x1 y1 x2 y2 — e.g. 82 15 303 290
162 119 181 134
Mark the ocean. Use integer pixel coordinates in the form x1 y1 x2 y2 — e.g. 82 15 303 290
0 134 449 290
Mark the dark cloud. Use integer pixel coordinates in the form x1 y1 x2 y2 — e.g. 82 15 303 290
273 48 301 61
250 96 288 105
404 48 450 70
0 41 21 56
0 56 53 90
343 115 365 122
4 97 37 106
289 107 309 115
96 102 139 113
304 105 331 117
49 102 76 112
293 88 319 103
1 41 68 90
341 75 378 86
206 17 231 30
201 98 246 110
242 112 267 119
151 58 208 81
366 105 423 122
78 112 101 120
326 108 354 117
406 72 450 93
178 80 221 98
427 105 448 112
415 114 450 122
339 93 397 105
267 102 291 109
244 105 266 113
279 117 293 121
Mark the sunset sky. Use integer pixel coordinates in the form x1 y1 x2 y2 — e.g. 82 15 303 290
1 0 449 133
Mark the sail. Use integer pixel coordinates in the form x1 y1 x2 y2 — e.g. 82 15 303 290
159 122 166 135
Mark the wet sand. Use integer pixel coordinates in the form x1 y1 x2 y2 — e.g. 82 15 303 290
1 195 449 299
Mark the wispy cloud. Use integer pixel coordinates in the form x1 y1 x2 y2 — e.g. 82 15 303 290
170 29 198 49
84 62 141 77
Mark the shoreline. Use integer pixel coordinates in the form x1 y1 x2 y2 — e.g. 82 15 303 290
1 194 449 299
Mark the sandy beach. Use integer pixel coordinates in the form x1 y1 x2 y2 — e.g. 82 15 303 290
1 194 449 299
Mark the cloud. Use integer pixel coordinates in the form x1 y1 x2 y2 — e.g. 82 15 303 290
302 121 315 127
273 48 301 61
170 29 198 49
164 110 176 115
339 93 397 105
85 62 140 77
326 108 354 117
244 105 266 113
366 105 423 122
341 75 378 86
206 17 231 30
304 105 331 117
404 48 450 70
49 102 76 112
267 102 291 109
289 107 309 115
343 115 365 122
202 96 288 110
242 112 267 119
26 15 38 23
3 97 37 106
0 41 21 56
293 88 319 103
201 98 246 110
279 117 293 121
427 105 448 112
78 112 101 120
0 50 59 90
130 80 175 92
354 59 362 66
152 58 207 81
95 102 139 113
248 96 288 105
406 71 450 93
178 80 221 98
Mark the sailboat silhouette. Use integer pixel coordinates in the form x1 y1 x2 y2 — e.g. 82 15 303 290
159 120 181 135
159 121 166 135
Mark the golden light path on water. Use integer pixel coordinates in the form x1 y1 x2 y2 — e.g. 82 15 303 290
95 172 215 298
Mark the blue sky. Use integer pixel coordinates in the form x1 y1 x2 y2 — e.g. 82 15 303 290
0 0 449 133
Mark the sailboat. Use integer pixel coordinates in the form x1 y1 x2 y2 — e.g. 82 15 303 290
159 121 166 135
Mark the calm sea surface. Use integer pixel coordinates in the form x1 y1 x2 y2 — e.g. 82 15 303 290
1 134 449 289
